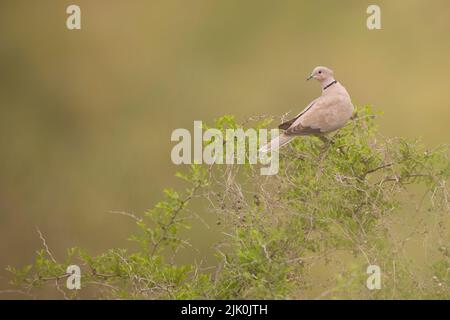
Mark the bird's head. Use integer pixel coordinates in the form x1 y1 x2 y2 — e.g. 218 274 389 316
307 66 334 83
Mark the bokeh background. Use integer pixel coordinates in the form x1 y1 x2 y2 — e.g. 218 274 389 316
1 0 449 298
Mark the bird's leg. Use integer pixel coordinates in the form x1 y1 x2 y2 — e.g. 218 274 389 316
316 135 333 155
317 135 345 155
318 135 333 145
320 135 347 155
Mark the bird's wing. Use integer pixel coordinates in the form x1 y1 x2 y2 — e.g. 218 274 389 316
284 95 344 136
278 99 318 130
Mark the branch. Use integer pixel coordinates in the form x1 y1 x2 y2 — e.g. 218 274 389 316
36 227 56 263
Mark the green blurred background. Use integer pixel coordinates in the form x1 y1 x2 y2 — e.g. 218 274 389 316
0 0 449 298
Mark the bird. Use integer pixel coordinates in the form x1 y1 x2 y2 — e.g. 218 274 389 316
259 66 354 153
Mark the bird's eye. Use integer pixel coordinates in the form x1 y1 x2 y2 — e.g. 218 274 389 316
318 70 322 74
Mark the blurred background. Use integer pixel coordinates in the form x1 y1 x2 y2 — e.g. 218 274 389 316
0 0 449 298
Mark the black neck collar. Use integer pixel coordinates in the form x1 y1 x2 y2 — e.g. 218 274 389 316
323 80 337 90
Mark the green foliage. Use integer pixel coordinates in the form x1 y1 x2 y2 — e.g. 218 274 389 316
7 106 449 299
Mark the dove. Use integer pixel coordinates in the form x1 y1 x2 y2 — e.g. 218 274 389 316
260 66 354 153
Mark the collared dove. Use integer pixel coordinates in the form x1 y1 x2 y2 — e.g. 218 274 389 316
260 66 354 152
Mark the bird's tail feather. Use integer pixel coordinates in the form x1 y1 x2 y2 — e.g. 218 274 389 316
259 134 294 153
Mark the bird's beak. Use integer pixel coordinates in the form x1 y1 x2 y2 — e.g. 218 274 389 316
306 74 313 81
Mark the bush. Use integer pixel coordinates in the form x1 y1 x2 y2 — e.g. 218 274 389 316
7 106 449 299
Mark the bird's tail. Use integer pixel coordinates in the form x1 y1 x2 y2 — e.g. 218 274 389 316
259 133 294 153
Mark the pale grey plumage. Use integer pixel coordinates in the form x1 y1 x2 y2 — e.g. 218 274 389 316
260 66 354 153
